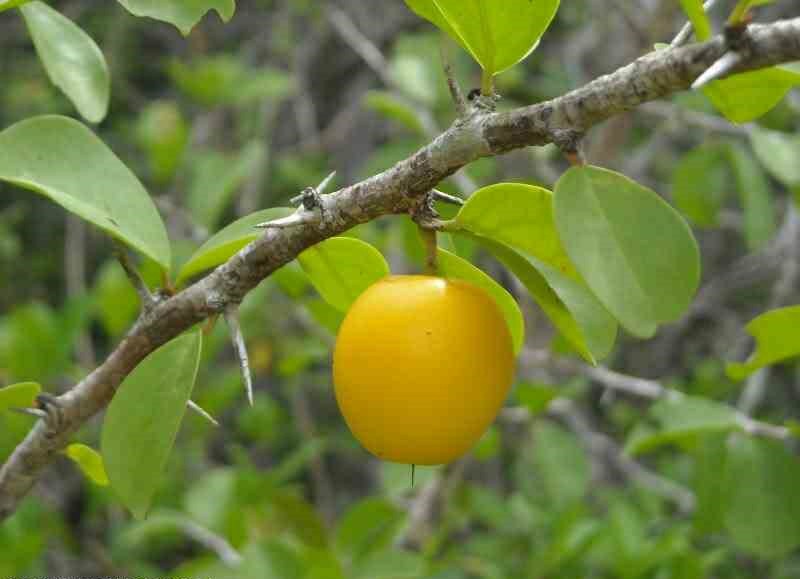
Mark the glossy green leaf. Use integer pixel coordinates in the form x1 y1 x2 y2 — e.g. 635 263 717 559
21 2 110 123
101 330 202 519
468 235 616 363
671 143 730 227
727 305 800 379
404 0 559 75
0 382 40 412
176 207 292 284
454 182 576 277
678 0 711 41
65 443 109 486
750 126 800 187
625 395 740 455
0 116 171 270
704 68 800 124
299 237 390 313
437 248 525 354
116 0 235 35
723 435 800 558
728 143 775 250
554 166 700 337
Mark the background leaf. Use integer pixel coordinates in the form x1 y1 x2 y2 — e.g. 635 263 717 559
750 126 800 188
101 330 202 519
0 116 170 270
723 435 800 558
298 237 390 312
437 247 525 354
727 305 800 379
116 0 236 35
704 68 800 124
0 382 40 411
554 166 700 337
21 1 110 123
65 443 109 486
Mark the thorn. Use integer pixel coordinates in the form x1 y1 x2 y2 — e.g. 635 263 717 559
259 172 336 229
316 171 337 195
692 51 743 89
441 51 467 118
9 407 47 419
224 305 254 406
431 190 465 206
187 400 219 427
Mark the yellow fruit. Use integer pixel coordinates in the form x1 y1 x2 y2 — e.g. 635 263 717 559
333 275 515 465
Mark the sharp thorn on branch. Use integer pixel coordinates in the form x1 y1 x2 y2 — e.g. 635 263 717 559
692 51 743 89
224 305 254 406
187 400 219 427
431 189 465 206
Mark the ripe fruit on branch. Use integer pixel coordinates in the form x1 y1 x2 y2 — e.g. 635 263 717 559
333 275 515 465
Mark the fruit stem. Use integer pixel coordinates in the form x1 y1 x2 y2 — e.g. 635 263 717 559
418 225 438 275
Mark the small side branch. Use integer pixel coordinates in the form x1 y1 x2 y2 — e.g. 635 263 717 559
443 58 468 118
113 240 157 313
223 305 254 406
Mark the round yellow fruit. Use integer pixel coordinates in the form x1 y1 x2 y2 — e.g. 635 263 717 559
333 275 515 465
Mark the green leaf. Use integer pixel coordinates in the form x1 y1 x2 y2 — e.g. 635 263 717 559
135 100 189 185
363 90 425 135
678 0 711 41
187 141 265 229
101 330 202 519
704 68 800 124
727 305 800 379
336 498 405 564
532 421 589 509
0 116 170 270
723 435 800 558
65 443 109 486
728 143 775 250
692 434 728 534
0 382 41 412
454 182 576 277
515 382 559 415
354 550 425 579
176 207 292 285
116 0 235 35
298 237 390 312
468 235 616 363
21 2 110 123
554 166 700 337
671 143 730 227
0 0 33 12
625 395 740 455
404 0 559 76
437 248 524 354
750 126 800 187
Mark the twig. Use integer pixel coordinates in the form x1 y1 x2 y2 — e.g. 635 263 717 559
174 515 243 567
327 7 394 87
547 399 696 513
112 240 157 312
223 305 254 406
443 58 468 118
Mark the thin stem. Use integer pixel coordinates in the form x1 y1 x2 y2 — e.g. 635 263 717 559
419 225 438 276
480 69 493 97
